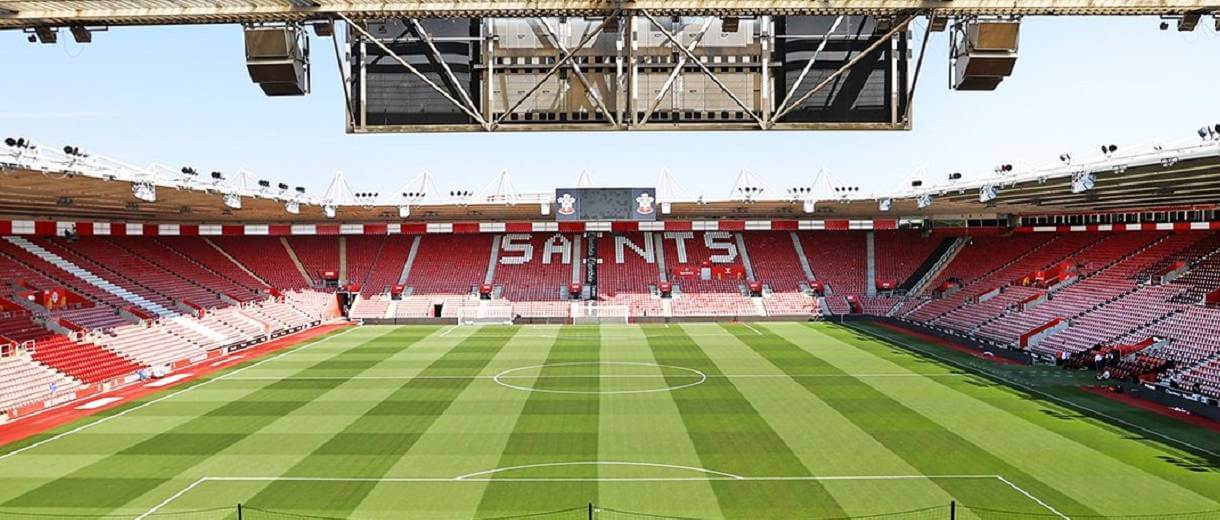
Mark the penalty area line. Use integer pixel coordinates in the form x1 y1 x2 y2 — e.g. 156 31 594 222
994 475 1070 520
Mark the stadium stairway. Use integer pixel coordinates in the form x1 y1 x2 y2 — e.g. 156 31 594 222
897 236 959 293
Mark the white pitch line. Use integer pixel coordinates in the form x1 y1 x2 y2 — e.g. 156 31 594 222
741 323 764 336
454 461 745 481
134 476 209 520
995 475 1071 520
438 325 458 337
491 361 708 395
0 327 358 464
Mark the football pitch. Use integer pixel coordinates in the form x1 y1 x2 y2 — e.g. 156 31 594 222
1 322 1218 519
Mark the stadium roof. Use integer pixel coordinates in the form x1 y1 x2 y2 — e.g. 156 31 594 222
1 0 1217 28
2 135 1218 223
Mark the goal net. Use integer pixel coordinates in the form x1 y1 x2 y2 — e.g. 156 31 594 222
456 304 515 325
572 304 630 325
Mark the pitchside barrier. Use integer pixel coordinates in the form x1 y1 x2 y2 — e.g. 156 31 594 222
4 504 1220 520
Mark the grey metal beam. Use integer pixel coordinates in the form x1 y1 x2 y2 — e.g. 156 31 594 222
2 1 1219 29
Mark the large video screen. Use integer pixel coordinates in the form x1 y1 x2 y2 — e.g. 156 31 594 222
554 188 658 221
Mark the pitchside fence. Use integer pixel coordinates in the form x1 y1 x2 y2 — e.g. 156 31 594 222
3 504 1220 520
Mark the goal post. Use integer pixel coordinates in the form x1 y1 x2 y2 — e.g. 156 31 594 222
456 304 515 325
572 304 629 325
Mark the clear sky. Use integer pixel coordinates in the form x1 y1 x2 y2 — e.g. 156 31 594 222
1 17 1216 201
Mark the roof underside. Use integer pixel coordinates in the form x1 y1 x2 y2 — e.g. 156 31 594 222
1 0 1217 28
2 154 1217 224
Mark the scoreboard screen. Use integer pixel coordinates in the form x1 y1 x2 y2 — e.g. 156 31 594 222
554 188 658 221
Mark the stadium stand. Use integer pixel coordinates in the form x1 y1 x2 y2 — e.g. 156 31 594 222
596 232 660 297
342 235 408 296
874 231 947 291
741 231 807 292
406 234 493 295
287 236 338 286
0 355 81 412
155 237 268 297
494 233 578 301
6 228 1220 415
30 336 143 384
662 231 748 294
211 237 310 289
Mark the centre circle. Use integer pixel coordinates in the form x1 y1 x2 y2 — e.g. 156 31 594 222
492 361 707 395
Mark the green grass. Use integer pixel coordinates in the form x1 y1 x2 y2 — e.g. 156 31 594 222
0 322 1217 519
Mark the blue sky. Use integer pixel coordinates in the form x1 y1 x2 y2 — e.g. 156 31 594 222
1 17 1216 200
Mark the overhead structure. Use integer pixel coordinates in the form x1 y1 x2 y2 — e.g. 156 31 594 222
1 0 1217 28
348 15 911 131
2 1 1216 131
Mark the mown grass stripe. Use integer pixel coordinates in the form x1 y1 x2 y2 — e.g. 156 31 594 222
0 327 357 460
474 325 601 518
595 324 725 520
238 326 520 517
725 323 1101 516
0 326 420 515
643 324 849 519
834 322 1220 509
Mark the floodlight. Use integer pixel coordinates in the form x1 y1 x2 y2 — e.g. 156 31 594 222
948 172 963 181
979 185 999 203
131 182 156 203
211 171 224 180
1059 154 1072 165
910 180 923 188
1071 171 1095 193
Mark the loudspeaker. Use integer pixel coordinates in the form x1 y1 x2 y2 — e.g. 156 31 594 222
952 19 1019 91
244 27 310 96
